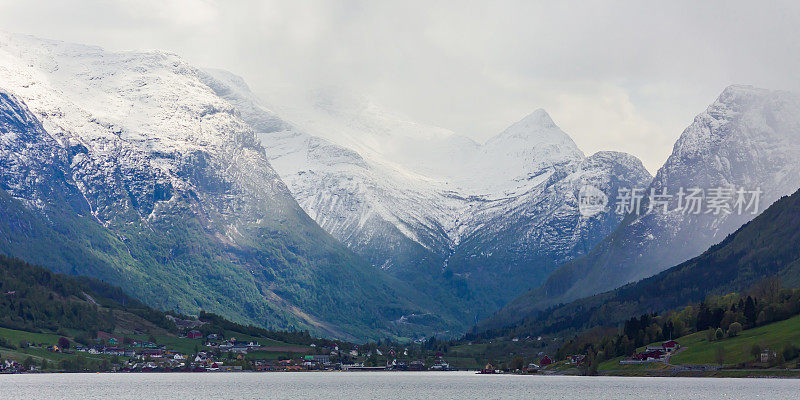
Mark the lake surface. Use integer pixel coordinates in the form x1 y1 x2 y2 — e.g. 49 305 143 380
2 371 798 399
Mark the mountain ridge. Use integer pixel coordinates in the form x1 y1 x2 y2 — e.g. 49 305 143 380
481 84 800 330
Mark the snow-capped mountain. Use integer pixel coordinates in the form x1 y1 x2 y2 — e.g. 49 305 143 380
201 71 462 274
0 32 460 340
204 70 652 311
484 85 800 328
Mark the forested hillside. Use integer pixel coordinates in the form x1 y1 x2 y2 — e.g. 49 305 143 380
558 279 800 365
474 188 800 340
0 254 173 334
0 254 336 346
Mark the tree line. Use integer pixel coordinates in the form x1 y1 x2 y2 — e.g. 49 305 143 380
556 277 800 372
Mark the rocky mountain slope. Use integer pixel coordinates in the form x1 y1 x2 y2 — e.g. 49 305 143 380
0 33 460 340
202 71 652 314
483 85 800 330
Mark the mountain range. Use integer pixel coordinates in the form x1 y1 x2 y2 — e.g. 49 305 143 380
202 70 652 316
483 85 800 330
2 32 800 342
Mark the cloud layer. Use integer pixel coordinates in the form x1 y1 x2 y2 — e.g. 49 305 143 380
1 0 798 171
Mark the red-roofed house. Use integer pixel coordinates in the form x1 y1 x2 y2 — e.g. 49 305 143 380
662 341 680 352
187 330 203 339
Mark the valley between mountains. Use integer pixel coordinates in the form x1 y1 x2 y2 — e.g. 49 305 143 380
2 32 800 342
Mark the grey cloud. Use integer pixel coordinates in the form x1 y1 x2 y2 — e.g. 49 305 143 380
1 0 798 172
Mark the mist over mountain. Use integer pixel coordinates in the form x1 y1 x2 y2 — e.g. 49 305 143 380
203 69 652 317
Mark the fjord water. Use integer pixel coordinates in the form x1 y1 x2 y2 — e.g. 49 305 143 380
2 372 798 399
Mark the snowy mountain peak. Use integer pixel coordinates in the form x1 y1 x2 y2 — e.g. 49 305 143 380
489 108 562 142
717 84 770 105
669 86 800 166
486 108 580 156
0 32 257 160
480 109 584 181
703 85 770 119
516 108 557 129
585 150 648 170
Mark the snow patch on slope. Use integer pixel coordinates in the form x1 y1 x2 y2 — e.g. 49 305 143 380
204 70 651 289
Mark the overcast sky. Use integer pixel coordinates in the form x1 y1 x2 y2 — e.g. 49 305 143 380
1 0 798 172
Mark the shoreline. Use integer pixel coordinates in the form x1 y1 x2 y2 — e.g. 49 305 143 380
4 369 800 379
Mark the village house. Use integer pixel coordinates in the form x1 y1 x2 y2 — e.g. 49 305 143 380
1 360 23 373
103 347 125 356
567 355 586 365
662 340 680 352
187 330 203 339
637 349 664 360
311 354 331 364
131 341 159 349
623 340 680 364
761 349 777 363
140 348 164 358
408 360 426 371
430 360 452 371
230 345 249 354
195 352 209 363
539 355 552 366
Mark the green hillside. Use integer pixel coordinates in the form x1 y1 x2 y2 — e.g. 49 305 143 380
0 183 462 341
595 314 800 375
670 315 800 366
0 254 342 371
